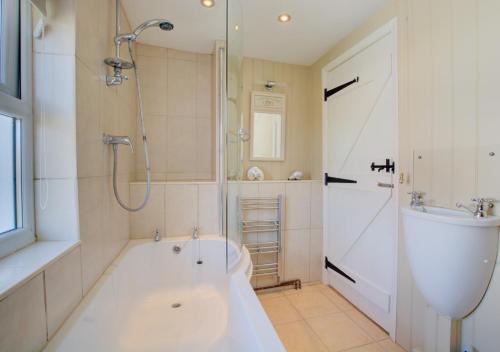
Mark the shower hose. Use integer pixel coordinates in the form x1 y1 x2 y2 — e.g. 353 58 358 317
111 41 151 212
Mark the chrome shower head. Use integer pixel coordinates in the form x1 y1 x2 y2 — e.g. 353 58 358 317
133 19 174 36
115 19 174 44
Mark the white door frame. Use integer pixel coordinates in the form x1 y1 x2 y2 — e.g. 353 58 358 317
321 18 399 339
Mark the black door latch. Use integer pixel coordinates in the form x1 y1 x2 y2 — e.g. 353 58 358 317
370 159 395 173
324 173 357 186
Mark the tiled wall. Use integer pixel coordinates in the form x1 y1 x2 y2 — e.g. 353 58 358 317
129 182 219 238
2 1 139 350
134 43 215 181
35 0 135 293
130 180 323 284
230 181 323 285
33 0 79 241
74 0 135 293
0 246 83 351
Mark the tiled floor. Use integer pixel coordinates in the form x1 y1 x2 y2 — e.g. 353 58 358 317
258 284 406 352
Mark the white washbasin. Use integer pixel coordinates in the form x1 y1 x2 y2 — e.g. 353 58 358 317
402 206 500 319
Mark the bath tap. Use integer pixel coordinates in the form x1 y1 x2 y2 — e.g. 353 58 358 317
192 226 199 240
154 229 161 242
408 191 425 207
457 198 496 218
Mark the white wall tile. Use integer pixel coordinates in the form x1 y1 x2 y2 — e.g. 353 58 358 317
167 59 196 117
102 177 129 265
137 43 167 58
310 181 323 229
284 229 310 282
76 59 105 178
139 55 168 116
0 274 46 352
198 184 219 235
45 246 83 338
309 229 323 282
166 117 196 173
165 184 198 236
139 116 168 175
35 179 79 241
195 118 213 178
75 0 108 73
33 0 75 55
129 184 165 238
285 182 311 229
78 177 105 294
34 53 77 179
196 55 213 118
168 49 197 62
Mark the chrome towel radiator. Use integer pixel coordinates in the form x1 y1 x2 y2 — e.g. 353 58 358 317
239 195 301 291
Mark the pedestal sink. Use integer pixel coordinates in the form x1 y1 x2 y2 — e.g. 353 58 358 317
402 206 500 319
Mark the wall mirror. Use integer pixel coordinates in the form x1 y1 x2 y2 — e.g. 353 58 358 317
250 91 286 161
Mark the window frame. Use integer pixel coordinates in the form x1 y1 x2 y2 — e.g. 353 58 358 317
0 0 34 258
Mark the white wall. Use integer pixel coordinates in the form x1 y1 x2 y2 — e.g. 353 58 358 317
311 0 500 350
399 0 500 351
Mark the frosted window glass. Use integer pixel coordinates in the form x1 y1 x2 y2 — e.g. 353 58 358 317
0 114 16 234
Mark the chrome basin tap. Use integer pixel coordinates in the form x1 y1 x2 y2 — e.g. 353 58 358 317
457 198 496 218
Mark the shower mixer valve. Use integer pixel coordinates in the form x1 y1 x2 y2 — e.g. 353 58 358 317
103 134 134 152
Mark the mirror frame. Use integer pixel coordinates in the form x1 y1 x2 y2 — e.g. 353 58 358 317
250 91 286 162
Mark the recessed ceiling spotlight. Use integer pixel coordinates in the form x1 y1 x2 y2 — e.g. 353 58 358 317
201 0 215 8
277 13 292 23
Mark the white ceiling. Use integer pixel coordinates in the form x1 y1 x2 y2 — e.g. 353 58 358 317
120 0 226 54
121 0 390 65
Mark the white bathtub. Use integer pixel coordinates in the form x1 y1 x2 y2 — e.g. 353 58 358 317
45 235 284 352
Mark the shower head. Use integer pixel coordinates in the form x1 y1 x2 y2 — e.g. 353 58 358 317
133 19 174 36
115 19 174 44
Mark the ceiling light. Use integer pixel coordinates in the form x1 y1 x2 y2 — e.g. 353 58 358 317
201 0 215 8
234 24 240 31
277 13 291 23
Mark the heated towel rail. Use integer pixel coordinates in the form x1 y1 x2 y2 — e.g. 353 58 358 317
239 195 301 291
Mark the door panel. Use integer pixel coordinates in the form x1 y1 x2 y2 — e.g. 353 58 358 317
323 23 397 333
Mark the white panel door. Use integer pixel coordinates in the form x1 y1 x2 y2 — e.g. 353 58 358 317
322 21 398 334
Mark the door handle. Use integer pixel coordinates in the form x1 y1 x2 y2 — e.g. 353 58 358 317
324 173 357 186
377 182 394 189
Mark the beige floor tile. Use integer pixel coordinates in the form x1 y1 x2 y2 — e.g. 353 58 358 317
287 290 340 318
306 312 372 352
346 310 388 341
274 321 328 352
284 284 324 296
261 297 302 325
319 286 356 311
377 339 406 352
257 290 284 301
344 342 384 351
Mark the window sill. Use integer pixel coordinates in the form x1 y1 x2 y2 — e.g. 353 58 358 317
0 240 80 300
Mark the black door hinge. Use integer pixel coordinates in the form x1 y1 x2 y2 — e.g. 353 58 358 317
325 257 356 284
324 173 357 186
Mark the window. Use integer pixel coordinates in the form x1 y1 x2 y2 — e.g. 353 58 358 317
0 0 33 258
0 0 21 99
